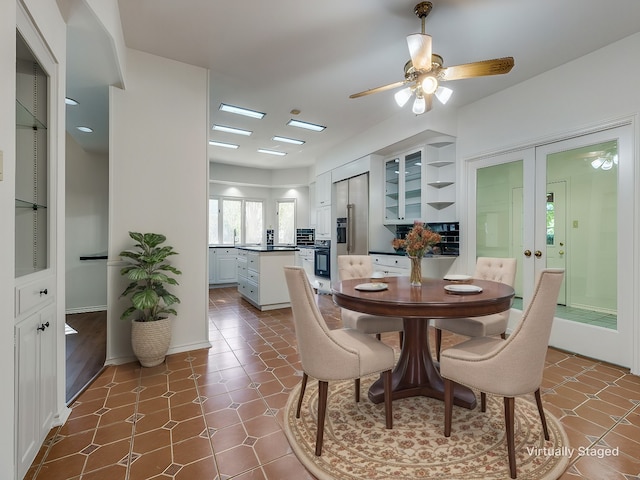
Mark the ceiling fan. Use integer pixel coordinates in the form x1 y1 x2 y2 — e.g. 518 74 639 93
349 1 515 114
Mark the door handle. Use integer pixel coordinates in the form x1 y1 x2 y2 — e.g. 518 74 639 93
524 250 531 257
535 250 542 258
559 250 565 255
346 203 354 253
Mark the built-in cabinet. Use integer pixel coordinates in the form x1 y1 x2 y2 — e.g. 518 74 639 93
14 19 61 480
237 249 294 310
15 303 56 478
384 148 423 223
382 137 456 225
370 254 456 279
209 247 237 285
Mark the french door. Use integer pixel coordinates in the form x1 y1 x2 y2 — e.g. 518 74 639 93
469 124 634 367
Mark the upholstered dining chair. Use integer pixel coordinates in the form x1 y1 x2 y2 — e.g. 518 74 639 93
434 257 517 361
337 255 404 346
441 268 564 479
283 266 394 456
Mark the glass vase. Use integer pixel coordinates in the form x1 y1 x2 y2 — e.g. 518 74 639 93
409 256 422 286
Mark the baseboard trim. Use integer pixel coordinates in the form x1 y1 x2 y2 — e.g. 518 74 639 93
65 305 107 315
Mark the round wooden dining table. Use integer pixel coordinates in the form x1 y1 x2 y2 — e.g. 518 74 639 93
332 275 514 409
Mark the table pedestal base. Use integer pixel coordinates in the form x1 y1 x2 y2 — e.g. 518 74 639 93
368 318 477 409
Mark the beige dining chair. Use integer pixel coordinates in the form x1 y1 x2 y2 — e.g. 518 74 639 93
337 255 404 346
283 266 394 456
434 257 517 361
441 268 564 479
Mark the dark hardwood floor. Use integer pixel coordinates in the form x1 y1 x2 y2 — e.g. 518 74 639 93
65 311 106 403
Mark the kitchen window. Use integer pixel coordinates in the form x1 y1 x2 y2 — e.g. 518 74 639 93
276 199 296 245
209 197 264 245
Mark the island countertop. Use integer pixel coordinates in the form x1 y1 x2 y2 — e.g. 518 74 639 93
235 245 298 252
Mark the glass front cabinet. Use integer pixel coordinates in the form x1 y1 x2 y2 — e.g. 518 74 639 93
384 148 424 224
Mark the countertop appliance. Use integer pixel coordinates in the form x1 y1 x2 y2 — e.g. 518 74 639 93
335 173 369 257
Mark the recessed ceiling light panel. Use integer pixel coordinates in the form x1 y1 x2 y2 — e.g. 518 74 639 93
209 140 239 149
287 119 326 132
272 135 305 145
219 103 265 119
212 124 252 136
258 148 287 156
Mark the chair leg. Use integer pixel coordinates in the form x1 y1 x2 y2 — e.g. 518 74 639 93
376 333 382 341
435 328 443 362
355 378 360 403
383 370 393 429
501 332 506 340
315 380 329 456
296 373 308 418
504 397 517 479
398 331 404 349
444 378 453 437
534 388 550 440
481 392 487 412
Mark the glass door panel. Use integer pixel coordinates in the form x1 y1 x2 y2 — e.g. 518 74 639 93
384 157 400 222
403 150 422 221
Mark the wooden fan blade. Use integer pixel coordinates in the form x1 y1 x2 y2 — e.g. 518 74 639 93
349 80 407 99
407 33 433 71
441 57 514 81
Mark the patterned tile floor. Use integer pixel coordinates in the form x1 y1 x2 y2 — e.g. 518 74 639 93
26 287 640 479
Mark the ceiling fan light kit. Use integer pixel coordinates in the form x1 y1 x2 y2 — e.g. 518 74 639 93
350 1 514 115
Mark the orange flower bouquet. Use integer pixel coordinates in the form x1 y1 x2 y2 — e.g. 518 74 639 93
391 222 441 286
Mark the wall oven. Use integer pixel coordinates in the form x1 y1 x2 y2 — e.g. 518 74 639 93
314 239 331 279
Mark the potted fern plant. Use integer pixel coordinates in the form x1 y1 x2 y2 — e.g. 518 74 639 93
119 232 181 367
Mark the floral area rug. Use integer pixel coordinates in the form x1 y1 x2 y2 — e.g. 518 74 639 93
284 375 570 480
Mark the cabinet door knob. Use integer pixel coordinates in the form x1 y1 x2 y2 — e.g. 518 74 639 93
37 322 49 332
39 288 48 296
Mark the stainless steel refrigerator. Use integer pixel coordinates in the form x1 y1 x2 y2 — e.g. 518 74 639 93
335 173 369 256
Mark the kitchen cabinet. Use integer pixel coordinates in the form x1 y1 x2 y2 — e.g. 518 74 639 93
383 148 424 224
209 247 237 285
316 171 332 207
370 254 456 279
15 304 56 479
316 205 332 239
425 137 456 221
237 249 295 310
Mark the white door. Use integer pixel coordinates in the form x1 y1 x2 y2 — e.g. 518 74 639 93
469 124 634 367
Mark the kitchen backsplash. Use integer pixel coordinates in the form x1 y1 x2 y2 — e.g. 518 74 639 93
395 222 459 256
296 228 315 246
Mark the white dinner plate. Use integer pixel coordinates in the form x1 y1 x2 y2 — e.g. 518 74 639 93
443 274 473 282
444 284 483 294
355 282 388 291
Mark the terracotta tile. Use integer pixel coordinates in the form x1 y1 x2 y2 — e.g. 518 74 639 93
58 412 100 436
260 453 316 480
45 430 94 461
172 435 214 465
573 403 621 430
128 445 172 480
215 444 260 478
93 420 134 445
136 395 170 415
174 455 219 480
36 453 86 480
253 430 292 463
83 438 131 473
230 466 268 480
571 454 628 480
209 422 247 453
169 401 203 422
171 416 207 443
132 428 172 454
97 403 137 427
242 414 281 439
237 398 271 422
204 408 242 429
79 463 127 480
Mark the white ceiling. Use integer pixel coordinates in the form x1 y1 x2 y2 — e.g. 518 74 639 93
63 0 640 169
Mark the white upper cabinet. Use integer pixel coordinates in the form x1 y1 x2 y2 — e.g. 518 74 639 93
384 148 424 224
315 171 332 207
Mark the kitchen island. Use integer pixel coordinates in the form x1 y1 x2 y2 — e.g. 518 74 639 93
236 246 298 310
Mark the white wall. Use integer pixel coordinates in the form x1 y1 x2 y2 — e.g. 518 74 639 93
65 132 108 312
107 48 210 364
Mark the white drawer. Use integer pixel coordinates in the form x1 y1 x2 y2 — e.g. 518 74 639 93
246 252 260 272
371 254 410 269
16 277 55 316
